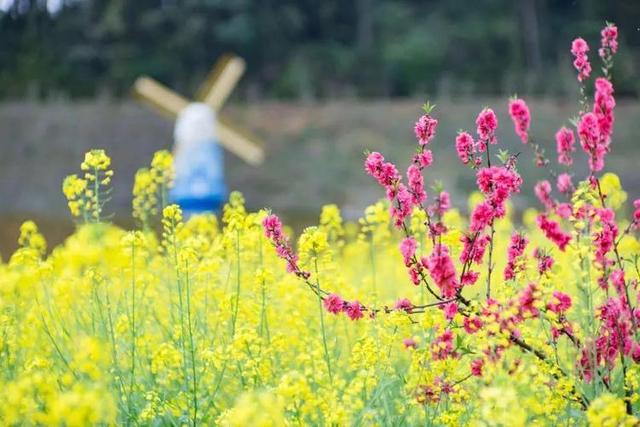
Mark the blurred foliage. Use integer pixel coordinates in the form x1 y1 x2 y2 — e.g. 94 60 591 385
1 0 639 99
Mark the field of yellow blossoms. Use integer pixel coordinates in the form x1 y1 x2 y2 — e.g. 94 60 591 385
1 22 639 426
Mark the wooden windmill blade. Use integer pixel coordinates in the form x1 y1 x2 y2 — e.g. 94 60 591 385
217 116 265 166
196 54 246 111
132 77 189 118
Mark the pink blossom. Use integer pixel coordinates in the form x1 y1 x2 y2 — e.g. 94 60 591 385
323 294 344 314
504 232 528 280
463 316 483 334
424 244 460 298
394 298 413 313
442 302 458 320
593 77 615 143
571 38 591 82
508 98 531 143
460 233 491 264
345 301 364 320
536 214 571 251
578 112 607 172
470 165 522 232
593 208 618 270
555 127 575 166
455 131 474 164
534 180 554 211
571 37 589 55
364 152 400 188
534 248 555 274
430 191 450 217
599 23 618 58
633 199 640 227
555 203 573 219
400 237 417 266
470 201 494 233
476 108 498 147
407 165 426 205
389 184 413 228
476 166 523 208
403 338 417 349
408 266 421 285
263 214 310 279
471 358 484 377
547 291 572 314
414 114 438 145
632 343 640 364
461 270 479 286
578 295 635 379
518 283 540 318
263 214 284 241
610 269 626 295
431 329 456 360
413 150 433 168
556 173 574 194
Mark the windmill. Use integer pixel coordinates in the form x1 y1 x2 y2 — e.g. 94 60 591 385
133 54 264 215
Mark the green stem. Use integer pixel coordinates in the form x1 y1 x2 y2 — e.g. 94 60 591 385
129 241 137 415
184 261 199 426
171 222 189 393
231 229 242 337
314 259 333 383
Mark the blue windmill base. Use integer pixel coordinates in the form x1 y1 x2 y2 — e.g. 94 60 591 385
169 138 227 216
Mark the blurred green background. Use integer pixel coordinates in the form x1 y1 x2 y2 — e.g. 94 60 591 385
1 0 640 257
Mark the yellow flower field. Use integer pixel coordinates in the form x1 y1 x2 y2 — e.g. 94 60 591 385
1 145 639 426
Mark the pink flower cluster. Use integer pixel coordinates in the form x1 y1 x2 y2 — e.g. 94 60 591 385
556 173 574 195
534 180 554 211
407 164 426 205
431 329 457 360
599 23 618 59
579 296 639 383
323 294 364 320
265 22 640 403
364 152 411 228
365 152 400 189
571 38 591 82
460 233 490 265
263 214 310 278
429 191 450 219
475 108 498 150
555 127 576 166
414 114 438 146
366 115 438 229
592 208 618 274
400 237 423 285
394 298 414 313
425 244 460 298
533 248 555 275
547 291 572 314
455 131 475 165
634 199 640 228
504 232 528 280
578 78 615 172
470 165 522 232
508 98 531 143
536 214 571 251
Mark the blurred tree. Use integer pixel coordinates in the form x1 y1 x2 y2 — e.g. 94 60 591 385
0 0 638 99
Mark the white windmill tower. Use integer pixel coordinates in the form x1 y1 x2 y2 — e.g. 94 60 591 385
133 55 264 215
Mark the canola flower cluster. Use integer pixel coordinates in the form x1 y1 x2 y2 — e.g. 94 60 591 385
0 22 638 426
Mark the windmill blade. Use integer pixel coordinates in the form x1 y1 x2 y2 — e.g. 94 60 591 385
132 77 189 118
196 55 246 111
218 117 265 165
